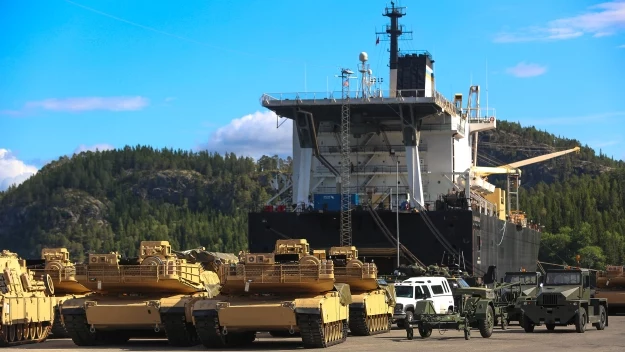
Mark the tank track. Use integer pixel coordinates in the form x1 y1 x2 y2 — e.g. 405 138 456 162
0 321 51 347
62 313 130 346
194 310 256 349
348 307 391 336
50 306 69 338
161 313 200 347
297 313 347 348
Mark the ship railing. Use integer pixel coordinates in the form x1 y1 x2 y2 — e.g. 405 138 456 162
318 144 427 154
261 90 461 113
225 262 335 283
73 261 204 284
466 107 497 122
333 263 377 280
31 267 77 283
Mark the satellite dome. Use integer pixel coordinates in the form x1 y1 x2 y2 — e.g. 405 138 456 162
359 52 368 62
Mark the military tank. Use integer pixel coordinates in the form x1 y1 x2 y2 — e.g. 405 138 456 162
596 265 625 314
28 248 92 338
0 250 56 347
324 246 395 336
60 241 233 347
192 239 352 349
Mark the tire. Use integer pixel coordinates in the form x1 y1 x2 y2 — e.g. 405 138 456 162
418 326 432 338
575 307 586 333
595 305 606 331
546 324 555 331
478 305 494 338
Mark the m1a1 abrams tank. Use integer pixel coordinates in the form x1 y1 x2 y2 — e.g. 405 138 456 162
60 241 233 347
192 239 352 349
0 250 56 347
28 248 92 338
595 265 625 314
324 246 395 335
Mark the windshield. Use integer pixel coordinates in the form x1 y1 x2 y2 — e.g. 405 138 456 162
395 286 413 298
505 274 537 285
545 272 581 285
456 279 470 287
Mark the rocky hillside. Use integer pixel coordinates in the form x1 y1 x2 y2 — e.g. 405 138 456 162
0 122 623 268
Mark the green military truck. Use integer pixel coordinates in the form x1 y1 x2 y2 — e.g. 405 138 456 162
520 268 608 333
500 271 542 324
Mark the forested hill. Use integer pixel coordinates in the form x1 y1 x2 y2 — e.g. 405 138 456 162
0 121 624 268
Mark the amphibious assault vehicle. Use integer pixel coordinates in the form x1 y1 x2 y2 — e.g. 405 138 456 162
0 250 56 347
28 248 92 338
192 239 352 349
521 268 608 333
325 246 395 335
60 241 233 346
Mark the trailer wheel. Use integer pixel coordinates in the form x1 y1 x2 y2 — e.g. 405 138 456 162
418 326 432 338
478 305 494 338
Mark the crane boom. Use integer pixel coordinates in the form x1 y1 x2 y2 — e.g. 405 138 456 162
471 146 580 176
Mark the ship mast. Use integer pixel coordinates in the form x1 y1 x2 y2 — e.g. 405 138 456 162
339 67 354 246
376 1 408 97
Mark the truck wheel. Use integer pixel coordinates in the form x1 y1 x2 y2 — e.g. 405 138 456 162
575 307 586 333
478 305 494 338
546 324 555 331
595 305 606 331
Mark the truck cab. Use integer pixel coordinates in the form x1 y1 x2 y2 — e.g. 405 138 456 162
521 268 608 333
393 276 454 328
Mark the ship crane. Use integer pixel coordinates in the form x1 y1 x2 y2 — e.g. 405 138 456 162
468 146 581 226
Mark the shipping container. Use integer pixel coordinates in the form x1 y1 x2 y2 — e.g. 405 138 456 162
313 193 359 211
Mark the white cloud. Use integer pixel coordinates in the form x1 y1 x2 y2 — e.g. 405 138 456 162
619 44 625 48
494 1 625 43
505 62 547 78
73 144 115 154
26 96 148 112
198 111 292 159
1 96 149 116
0 149 38 191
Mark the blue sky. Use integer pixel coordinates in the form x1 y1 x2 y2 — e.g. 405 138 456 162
1 0 624 190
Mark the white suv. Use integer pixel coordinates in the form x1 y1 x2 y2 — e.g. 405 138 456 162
393 276 455 327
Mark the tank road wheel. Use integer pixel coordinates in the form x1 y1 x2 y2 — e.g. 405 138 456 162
62 313 129 346
546 324 555 331
161 313 200 347
478 305 494 338
28 323 37 341
349 306 389 336
595 305 606 330
575 307 586 333
297 313 347 348
194 310 256 348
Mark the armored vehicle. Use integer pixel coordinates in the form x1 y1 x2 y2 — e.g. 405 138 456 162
192 239 352 349
60 241 232 346
28 248 92 338
0 250 56 347
325 246 395 335
521 268 608 333
500 271 541 324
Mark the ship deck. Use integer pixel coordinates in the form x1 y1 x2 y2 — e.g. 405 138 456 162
260 89 459 122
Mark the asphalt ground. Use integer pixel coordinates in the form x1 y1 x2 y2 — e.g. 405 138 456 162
10 315 625 352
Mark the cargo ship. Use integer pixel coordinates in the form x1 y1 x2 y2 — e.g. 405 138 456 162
247 3 543 279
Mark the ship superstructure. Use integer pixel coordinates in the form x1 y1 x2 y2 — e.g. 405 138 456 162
249 3 548 279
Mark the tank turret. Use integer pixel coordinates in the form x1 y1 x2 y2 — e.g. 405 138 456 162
0 250 56 347
60 241 237 347
192 239 353 348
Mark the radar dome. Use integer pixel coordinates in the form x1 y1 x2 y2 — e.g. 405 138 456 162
359 52 368 62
